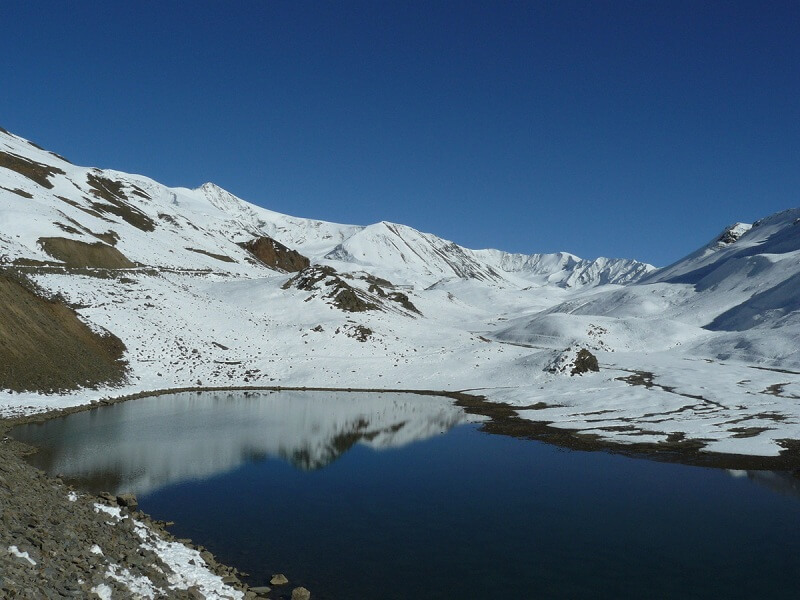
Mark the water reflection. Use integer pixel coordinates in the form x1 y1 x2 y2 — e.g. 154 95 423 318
729 469 800 499
12 391 477 495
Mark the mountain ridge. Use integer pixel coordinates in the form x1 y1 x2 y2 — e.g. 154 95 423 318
0 127 652 289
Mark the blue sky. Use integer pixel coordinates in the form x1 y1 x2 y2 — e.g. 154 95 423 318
2 1 798 266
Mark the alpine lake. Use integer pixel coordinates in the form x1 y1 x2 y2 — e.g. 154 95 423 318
11 390 800 599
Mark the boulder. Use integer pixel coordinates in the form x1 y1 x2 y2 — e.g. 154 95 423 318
115 493 138 510
292 587 311 600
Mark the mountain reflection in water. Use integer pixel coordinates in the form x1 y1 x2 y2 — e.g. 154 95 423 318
11 391 478 495
729 469 800 499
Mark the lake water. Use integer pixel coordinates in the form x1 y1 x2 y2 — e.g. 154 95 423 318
12 390 800 599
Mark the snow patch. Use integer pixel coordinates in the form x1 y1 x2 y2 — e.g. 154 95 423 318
94 503 122 521
106 563 163 599
132 519 244 599
8 545 36 565
90 583 112 600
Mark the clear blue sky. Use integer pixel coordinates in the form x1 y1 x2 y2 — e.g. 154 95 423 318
2 1 798 266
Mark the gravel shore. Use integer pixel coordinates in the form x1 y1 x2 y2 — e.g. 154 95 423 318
0 426 266 599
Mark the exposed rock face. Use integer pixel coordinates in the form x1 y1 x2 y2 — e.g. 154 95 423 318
239 236 310 272
282 265 420 315
116 493 138 510
545 346 600 377
184 247 236 263
38 237 135 269
282 265 379 313
85 172 156 232
0 271 127 393
387 291 420 314
715 222 751 246
571 348 599 375
340 324 373 342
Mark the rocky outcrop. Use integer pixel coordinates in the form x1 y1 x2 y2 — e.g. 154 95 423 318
238 236 310 272
571 348 599 375
85 172 156 232
545 346 600 376
282 265 421 316
282 265 378 312
715 222 751 246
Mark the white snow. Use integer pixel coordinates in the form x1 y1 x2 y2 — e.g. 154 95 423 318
8 545 36 566
132 519 244 599
94 503 122 521
104 563 163 599
90 583 112 600
91 503 243 598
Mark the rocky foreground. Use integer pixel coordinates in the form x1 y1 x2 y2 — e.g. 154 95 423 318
0 420 308 599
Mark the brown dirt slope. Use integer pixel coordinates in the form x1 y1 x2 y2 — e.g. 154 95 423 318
38 237 135 269
239 236 310 272
0 271 127 393
86 172 156 232
184 247 236 263
0 151 65 189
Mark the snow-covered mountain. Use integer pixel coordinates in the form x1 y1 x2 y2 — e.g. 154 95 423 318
2 126 800 462
500 208 800 359
0 127 651 288
471 248 653 287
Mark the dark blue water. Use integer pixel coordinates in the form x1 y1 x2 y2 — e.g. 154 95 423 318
12 391 800 599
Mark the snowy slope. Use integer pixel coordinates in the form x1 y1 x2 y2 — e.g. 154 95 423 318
2 126 800 461
323 221 507 284
498 210 800 347
0 127 652 288
321 221 654 288
0 130 358 274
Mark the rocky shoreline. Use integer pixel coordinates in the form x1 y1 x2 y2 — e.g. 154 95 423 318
0 432 268 599
0 394 317 600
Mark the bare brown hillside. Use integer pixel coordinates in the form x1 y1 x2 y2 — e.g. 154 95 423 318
0 271 127 393
38 237 135 269
239 236 310 272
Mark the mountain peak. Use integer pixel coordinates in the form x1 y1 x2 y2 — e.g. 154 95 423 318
714 222 751 247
